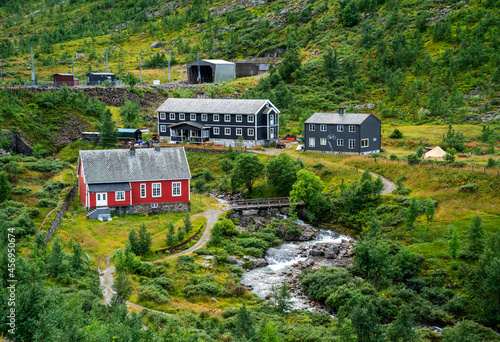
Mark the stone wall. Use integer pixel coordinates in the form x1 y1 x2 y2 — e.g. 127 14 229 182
130 201 190 215
9 134 33 156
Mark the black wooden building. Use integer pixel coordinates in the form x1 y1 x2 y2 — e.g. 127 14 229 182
86 72 116 85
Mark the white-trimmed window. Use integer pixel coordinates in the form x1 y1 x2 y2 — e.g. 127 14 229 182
213 127 220 135
236 128 242 135
190 113 196 121
248 128 254 136
152 183 161 197
224 115 231 122
201 114 208 121
115 191 125 201
309 137 315 147
140 184 146 198
309 124 315 131
337 139 344 146
160 125 166 132
337 125 344 132
270 114 274 125
349 125 356 132
172 182 181 196
349 139 355 149
169 113 175 120
320 124 327 132
236 115 242 122
179 113 185 120
213 114 219 121
225 128 231 135
270 128 274 139
361 138 369 148
320 138 327 145
159 113 166 120
151 203 158 208
248 115 254 123
203 130 209 138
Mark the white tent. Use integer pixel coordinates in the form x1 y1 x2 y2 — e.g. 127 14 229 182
424 146 446 160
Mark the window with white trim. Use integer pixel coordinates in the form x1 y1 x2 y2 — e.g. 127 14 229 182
224 115 231 122
213 127 220 135
337 125 344 132
169 113 175 120
203 130 209 138
179 113 185 120
236 128 242 135
270 128 274 139
172 182 181 196
201 114 208 121
349 125 356 132
152 183 161 197
213 114 219 121
160 125 166 132
151 203 158 208
320 124 327 132
361 138 369 148
309 124 315 131
309 137 315 147
236 115 242 122
190 114 196 121
225 128 231 135
270 115 274 125
248 128 254 136
248 115 254 123
159 113 166 120
349 139 355 149
115 191 125 201
320 138 327 145
140 184 146 198
337 139 344 146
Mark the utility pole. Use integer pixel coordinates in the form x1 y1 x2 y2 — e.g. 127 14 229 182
197 52 201 84
30 46 35 85
139 58 142 85
106 50 108 73
168 53 171 84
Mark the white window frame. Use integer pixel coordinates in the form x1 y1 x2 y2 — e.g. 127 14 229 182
309 138 315 147
190 113 196 121
349 139 355 149
224 115 231 122
236 128 242 136
201 114 208 121
248 115 254 123
169 113 175 120
270 114 274 125
140 184 146 198
151 203 158 208
236 115 242 122
270 128 274 139
225 127 231 135
337 125 344 132
179 113 185 120
213 114 219 122
248 128 254 136
213 127 220 135
160 125 166 132
309 124 315 131
320 138 327 145
159 113 166 120
320 124 327 132
203 130 209 138
361 138 369 148
172 182 181 197
115 191 125 201
349 125 356 132
337 139 344 146
152 183 161 197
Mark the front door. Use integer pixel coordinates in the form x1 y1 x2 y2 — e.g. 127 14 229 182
96 193 107 207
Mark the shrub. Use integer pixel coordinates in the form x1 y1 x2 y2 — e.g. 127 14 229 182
389 128 403 139
389 153 398 161
237 237 269 250
146 277 174 291
184 283 221 297
137 285 170 304
406 153 420 165
36 198 56 207
11 187 32 196
313 162 325 170
460 183 478 193
25 159 69 173
486 157 497 168
194 248 213 256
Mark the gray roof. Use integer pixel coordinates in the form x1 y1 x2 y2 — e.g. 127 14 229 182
79 147 191 184
54 73 74 76
304 113 378 125
87 72 115 76
88 182 131 192
168 121 207 129
156 98 279 115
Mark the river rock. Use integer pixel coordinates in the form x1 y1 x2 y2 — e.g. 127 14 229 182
199 255 218 268
242 256 268 270
298 226 319 241
324 245 339 259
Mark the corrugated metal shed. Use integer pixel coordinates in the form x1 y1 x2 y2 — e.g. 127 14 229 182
186 59 236 84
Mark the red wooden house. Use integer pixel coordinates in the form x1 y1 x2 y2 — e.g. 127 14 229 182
78 146 191 218
53 73 79 86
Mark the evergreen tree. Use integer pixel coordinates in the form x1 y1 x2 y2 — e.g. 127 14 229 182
425 198 435 231
113 272 132 304
47 238 64 277
385 305 420 342
278 48 302 83
183 212 192 234
258 320 281 342
349 301 382 341
71 242 83 283
119 99 140 128
99 109 118 148
323 49 339 81
405 197 420 232
234 304 256 340
270 280 293 313
128 229 140 255
338 0 360 27
0 171 11 202
448 226 460 261
177 228 186 243
467 215 485 256
165 222 176 246
137 224 152 255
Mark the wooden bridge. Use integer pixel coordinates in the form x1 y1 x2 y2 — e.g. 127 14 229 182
230 197 302 211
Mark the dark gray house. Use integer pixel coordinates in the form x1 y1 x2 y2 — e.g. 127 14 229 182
156 98 279 148
86 72 116 85
303 108 381 154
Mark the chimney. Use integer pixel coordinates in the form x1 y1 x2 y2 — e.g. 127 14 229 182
129 144 135 157
339 107 346 115
154 143 161 152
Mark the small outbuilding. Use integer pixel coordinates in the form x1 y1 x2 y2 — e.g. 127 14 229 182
186 59 235 84
86 72 116 86
424 146 447 160
117 128 142 142
54 73 79 86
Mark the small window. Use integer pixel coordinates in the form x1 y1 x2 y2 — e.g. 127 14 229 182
224 115 231 122
152 183 161 197
320 125 327 132
248 128 254 136
361 138 369 148
169 113 175 120
190 114 196 121
349 125 356 132
309 138 315 147
140 184 146 198
236 128 242 135
320 138 327 145
309 124 315 131
236 115 242 122
349 139 355 149
270 128 274 139
159 113 166 120
337 125 344 132
248 115 254 123
213 114 219 122
172 182 181 196
225 127 231 135
160 125 166 132
179 113 185 120
115 191 125 201
213 127 220 135
270 114 274 125
151 203 158 208
201 114 208 121
337 139 344 146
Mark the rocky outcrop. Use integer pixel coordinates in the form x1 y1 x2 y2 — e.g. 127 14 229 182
242 256 268 270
